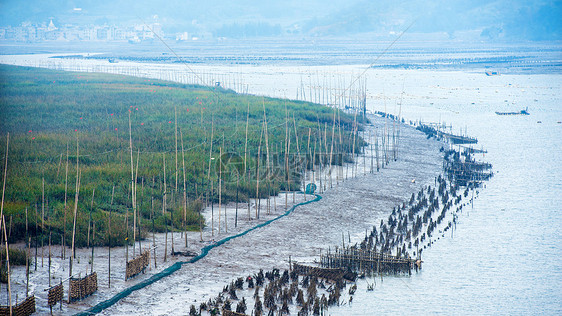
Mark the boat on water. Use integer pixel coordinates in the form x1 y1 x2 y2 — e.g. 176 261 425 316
485 70 500 76
495 108 530 116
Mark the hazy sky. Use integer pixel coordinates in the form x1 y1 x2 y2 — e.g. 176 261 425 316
1 0 560 40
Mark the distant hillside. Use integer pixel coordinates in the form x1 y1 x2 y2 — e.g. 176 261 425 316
1 0 560 41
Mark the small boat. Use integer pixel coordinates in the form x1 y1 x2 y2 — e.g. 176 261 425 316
495 107 529 115
485 70 500 76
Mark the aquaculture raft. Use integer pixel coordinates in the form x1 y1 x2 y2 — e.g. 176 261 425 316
0 295 35 316
320 247 415 275
69 272 98 302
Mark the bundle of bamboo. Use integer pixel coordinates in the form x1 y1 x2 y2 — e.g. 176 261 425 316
0 295 35 316
69 272 98 302
47 283 64 307
125 250 150 280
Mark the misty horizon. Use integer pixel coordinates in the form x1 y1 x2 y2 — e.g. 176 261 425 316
1 0 561 42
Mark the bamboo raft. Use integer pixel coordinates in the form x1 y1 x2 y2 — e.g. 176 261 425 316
125 250 150 280
0 296 35 316
320 247 416 275
69 272 98 302
292 262 357 282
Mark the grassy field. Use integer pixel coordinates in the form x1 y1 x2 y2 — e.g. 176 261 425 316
0 64 366 248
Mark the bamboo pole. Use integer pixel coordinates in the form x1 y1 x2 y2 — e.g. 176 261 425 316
375 128 380 171
207 119 214 236
329 109 336 188
70 136 80 277
284 105 289 209
180 129 187 247
363 130 367 175
163 154 167 262
338 110 343 184
255 125 263 219
323 122 328 191
63 144 69 260
25 208 29 296
218 147 222 234
286 128 291 204
235 175 239 227
35 204 37 271
305 128 311 200
41 177 45 267
262 100 271 214
222 135 227 233
87 188 95 248
128 111 135 262
151 195 157 269
0 135 11 314
133 149 140 256
108 185 114 288
88 223 93 276
175 106 178 201
292 113 301 199
370 130 374 173
1 216 12 315
244 101 250 182
351 112 357 177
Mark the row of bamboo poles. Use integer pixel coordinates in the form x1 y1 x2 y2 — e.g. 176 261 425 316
29 59 375 114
